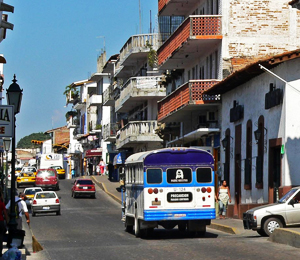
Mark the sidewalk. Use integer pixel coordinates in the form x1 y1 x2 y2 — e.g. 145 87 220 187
91 175 300 248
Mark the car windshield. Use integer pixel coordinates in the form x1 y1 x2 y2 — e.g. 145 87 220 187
278 189 298 203
77 180 93 185
36 192 56 199
23 168 36 173
15 168 22 171
25 189 42 195
37 170 55 177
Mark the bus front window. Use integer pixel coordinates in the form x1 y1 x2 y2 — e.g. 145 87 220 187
147 169 162 184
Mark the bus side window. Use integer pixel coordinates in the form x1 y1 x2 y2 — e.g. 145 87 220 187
146 169 162 184
133 165 136 183
125 166 128 184
196 168 212 183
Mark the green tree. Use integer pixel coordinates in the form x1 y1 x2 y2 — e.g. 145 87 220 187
17 132 51 148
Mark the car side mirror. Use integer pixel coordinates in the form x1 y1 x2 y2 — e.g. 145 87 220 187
289 199 295 207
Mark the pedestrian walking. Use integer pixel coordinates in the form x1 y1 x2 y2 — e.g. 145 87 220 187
99 158 105 176
0 188 8 258
6 192 30 230
216 180 231 219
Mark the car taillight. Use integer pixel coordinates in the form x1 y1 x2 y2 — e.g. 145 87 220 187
76 184 80 187
33 200 37 205
55 199 59 203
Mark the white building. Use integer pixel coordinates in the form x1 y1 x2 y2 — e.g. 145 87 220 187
206 49 300 218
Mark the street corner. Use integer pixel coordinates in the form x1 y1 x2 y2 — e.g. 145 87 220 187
268 228 300 249
209 222 238 235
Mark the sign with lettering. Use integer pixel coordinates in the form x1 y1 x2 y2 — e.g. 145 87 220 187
0 105 14 137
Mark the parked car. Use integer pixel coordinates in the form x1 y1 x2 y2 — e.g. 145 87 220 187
35 169 59 190
71 178 96 198
32 191 60 216
243 187 300 236
49 166 66 179
24 187 43 208
16 171 36 188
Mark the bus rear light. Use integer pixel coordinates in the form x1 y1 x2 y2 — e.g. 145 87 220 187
148 188 153 194
202 197 205 201
155 198 158 202
159 189 163 193
153 188 158 194
201 187 207 193
196 188 200 192
206 187 212 193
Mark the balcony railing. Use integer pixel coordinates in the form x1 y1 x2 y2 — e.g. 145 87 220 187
158 15 222 65
103 85 115 106
115 33 158 72
102 123 118 141
158 80 220 121
116 121 162 149
88 94 102 106
115 76 165 112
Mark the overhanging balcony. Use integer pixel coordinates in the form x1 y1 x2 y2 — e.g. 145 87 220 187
157 15 222 70
103 85 115 106
88 94 102 107
116 121 162 150
115 33 158 77
102 123 118 142
159 0 204 15
157 80 221 122
115 76 165 113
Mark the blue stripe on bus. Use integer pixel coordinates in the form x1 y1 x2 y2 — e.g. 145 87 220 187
144 209 216 221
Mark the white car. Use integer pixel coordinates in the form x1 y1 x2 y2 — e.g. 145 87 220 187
7 170 22 181
32 191 61 216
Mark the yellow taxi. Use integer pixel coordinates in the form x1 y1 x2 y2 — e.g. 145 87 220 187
21 166 37 176
49 166 66 179
15 167 22 176
17 171 36 188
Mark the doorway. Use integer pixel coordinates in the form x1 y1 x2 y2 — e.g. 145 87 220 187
269 145 281 203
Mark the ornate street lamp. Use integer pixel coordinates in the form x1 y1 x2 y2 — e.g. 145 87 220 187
3 137 11 203
6 74 23 237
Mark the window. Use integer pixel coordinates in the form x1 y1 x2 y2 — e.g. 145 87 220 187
196 168 212 183
147 169 162 184
167 168 192 183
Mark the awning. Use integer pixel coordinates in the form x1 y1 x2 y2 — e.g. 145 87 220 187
85 148 102 157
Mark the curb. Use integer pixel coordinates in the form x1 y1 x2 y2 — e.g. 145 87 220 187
268 228 300 248
91 176 122 204
209 222 238 235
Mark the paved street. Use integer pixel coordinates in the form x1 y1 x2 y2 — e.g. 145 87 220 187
12 178 299 260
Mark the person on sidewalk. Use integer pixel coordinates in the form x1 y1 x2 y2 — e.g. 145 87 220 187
0 188 8 258
6 192 30 230
216 180 231 219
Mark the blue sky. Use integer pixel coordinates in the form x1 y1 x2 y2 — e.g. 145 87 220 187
0 0 158 143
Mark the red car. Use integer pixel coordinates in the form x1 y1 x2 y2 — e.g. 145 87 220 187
35 168 59 190
72 179 96 198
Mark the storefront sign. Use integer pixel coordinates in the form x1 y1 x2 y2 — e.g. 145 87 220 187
0 105 14 137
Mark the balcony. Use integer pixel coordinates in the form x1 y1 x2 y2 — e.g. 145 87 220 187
158 80 221 122
102 123 118 142
115 33 158 77
159 0 204 15
115 76 165 113
116 121 162 150
103 85 115 106
88 94 102 107
67 117 80 129
157 15 222 69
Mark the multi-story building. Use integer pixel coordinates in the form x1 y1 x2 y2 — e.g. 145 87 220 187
156 0 300 181
103 33 166 156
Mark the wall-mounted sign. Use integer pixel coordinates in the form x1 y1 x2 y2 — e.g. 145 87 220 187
0 105 14 137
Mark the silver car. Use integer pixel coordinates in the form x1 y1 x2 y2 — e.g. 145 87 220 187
243 187 300 236
31 191 61 216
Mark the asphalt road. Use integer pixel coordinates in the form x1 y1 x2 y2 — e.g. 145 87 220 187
23 179 300 260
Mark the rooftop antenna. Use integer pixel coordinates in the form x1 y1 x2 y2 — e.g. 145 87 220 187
139 0 142 34
150 10 152 33
96 36 106 52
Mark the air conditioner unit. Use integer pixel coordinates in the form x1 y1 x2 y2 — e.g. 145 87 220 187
206 111 216 122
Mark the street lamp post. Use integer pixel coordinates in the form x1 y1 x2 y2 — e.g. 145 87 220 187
6 74 23 234
3 137 11 203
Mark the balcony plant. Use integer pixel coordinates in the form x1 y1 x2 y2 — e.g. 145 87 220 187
146 41 158 68
65 111 77 121
63 84 79 102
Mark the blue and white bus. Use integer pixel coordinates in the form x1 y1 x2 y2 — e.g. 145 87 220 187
122 147 216 237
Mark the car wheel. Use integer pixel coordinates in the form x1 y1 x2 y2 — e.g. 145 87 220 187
16 183 19 188
263 217 283 236
134 216 140 238
32 211 36 217
56 210 61 216
91 194 96 199
74 192 77 198
71 191 74 197
125 216 133 233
